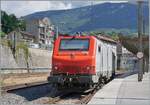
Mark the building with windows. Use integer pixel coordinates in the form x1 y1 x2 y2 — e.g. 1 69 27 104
120 47 138 71
25 17 54 48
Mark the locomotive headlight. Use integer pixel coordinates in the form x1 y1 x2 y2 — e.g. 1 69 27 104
86 66 91 70
54 66 58 70
53 66 58 70
85 66 95 70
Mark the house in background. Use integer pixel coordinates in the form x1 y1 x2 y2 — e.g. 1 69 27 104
25 17 54 48
7 31 35 42
120 47 138 71
116 42 138 71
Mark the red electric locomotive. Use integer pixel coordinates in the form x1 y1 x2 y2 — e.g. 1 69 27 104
48 35 117 89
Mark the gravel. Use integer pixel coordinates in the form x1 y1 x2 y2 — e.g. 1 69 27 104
0 84 89 105
0 85 58 105
0 93 27 105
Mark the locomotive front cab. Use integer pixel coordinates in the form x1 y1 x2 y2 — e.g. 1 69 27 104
48 35 98 89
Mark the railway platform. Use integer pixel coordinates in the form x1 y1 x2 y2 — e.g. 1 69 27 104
88 71 150 105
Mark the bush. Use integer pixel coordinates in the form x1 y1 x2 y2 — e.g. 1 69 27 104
0 31 6 38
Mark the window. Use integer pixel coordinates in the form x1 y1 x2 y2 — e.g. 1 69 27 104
98 46 101 52
59 39 89 51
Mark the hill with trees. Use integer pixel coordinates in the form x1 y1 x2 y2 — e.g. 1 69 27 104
24 2 149 35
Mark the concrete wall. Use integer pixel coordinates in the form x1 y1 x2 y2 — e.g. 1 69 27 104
29 48 52 68
0 45 52 73
120 54 137 71
0 45 18 68
16 49 28 68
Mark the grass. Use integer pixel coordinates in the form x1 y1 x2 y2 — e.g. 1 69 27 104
16 41 29 62
0 39 12 48
0 39 30 68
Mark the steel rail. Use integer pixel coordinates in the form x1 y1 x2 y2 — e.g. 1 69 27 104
45 91 73 104
2 81 49 93
1 68 51 70
75 89 97 104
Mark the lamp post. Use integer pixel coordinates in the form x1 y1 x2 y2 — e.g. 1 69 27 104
59 22 65 34
52 22 65 41
51 25 58 41
137 0 144 81
0 23 2 95
149 0 150 72
56 26 58 40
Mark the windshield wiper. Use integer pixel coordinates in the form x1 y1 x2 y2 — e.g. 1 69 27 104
65 36 76 44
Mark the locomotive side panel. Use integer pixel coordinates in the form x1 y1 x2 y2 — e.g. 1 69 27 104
95 38 102 83
111 44 117 71
95 39 111 79
95 39 101 73
108 47 113 78
102 43 108 77
107 43 117 78
95 39 116 79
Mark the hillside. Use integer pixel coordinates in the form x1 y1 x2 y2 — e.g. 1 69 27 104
24 2 149 34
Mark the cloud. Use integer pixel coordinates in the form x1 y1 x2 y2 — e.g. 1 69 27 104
1 1 130 17
1 1 72 17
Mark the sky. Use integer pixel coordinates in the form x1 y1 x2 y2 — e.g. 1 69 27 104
1 0 137 17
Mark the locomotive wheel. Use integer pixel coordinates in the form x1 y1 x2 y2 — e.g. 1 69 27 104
97 76 104 89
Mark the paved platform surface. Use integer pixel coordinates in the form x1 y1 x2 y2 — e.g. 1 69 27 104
88 72 150 105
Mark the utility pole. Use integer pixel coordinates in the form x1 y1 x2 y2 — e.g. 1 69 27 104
56 26 58 39
143 19 145 36
90 2 93 29
137 1 143 81
60 22 65 34
0 23 2 96
149 0 150 73
142 18 146 74
13 32 16 58
54 26 58 41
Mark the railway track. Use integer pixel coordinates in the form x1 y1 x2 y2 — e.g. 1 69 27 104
45 89 98 104
75 83 105 104
75 89 97 104
1 76 113 104
1 81 49 93
43 73 124 104
45 83 103 104
45 91 74 104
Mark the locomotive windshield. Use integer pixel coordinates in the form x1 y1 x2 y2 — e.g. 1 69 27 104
59 39 89 51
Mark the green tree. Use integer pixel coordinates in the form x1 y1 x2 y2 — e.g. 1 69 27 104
1 11 26 34
0 31 6 38
119 35 149 58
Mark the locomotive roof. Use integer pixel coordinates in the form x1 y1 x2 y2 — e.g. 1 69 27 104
95 35 118 44
59 34 118 44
